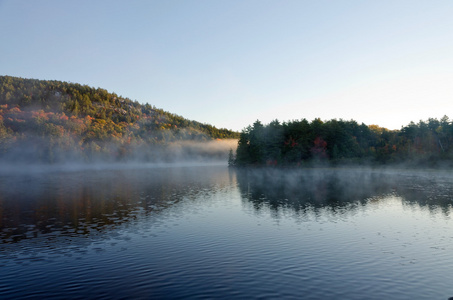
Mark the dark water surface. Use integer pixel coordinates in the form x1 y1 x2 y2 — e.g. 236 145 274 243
1 165 453 299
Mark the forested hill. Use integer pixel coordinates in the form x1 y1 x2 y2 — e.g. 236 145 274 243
0 75 239 163
232 117 453 167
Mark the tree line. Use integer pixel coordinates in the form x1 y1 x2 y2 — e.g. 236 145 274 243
230 117 453 167
0 76 239 163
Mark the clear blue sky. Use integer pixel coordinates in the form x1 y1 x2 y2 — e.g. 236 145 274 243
1 1 452 131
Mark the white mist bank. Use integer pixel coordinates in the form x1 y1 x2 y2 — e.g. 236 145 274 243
165 139 237 160
0 139 238 174
0 161 229 175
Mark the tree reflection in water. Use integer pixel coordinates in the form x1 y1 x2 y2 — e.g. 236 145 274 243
0 165 230 245
235 168 453 218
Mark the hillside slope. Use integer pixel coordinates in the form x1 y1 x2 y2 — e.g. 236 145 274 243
0 76 238 163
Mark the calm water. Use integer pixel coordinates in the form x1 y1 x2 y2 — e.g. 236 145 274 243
1 165 453 299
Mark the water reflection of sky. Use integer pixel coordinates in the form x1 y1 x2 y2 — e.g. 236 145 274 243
2 166 453 299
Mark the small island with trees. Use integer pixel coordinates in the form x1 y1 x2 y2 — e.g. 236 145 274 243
229 117 453 168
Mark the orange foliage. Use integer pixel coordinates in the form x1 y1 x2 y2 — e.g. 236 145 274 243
369 124 387 134
31 110 50 121
56 125 65 136
284 137 298 147
311 136 328 158
9 107 21 113
59 113 69 121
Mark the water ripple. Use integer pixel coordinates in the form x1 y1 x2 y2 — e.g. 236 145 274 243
2 167 453 299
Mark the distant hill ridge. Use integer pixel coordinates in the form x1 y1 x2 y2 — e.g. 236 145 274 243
0 75 239 163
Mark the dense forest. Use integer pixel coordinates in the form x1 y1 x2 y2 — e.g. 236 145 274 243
231 117 453 167
3 75 452 167
0 76 239 164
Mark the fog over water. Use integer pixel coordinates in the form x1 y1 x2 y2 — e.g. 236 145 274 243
0 138 238 174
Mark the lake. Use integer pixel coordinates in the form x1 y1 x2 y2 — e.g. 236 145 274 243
1 164 453 299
